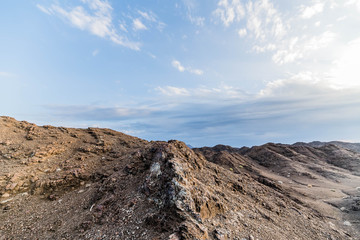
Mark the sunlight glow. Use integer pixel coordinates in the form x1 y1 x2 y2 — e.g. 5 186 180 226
330 38 360 88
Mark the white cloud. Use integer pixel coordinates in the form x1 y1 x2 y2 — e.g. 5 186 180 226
182 0 205 26
300 2 325 19
238 28 247 37
258 71 326 97
212 0 347 68
148 53 157 59
172 60 204 75
151 77 360 139
133 18 147 31
51 3 112 37
189 69 204 75
156 86 190 96
119 23 128 32
136 10 166 31
246 0 286 41
155 74 360 121
138 10 156 22
252 43 276 53
156 84 248 101
188 15 205 26
155 72 358 108
214 0 287 44
36 4 52 15
345 0 360 11
37 0 141 50
172 60 186 72
272 31 336 65
213 0 245 27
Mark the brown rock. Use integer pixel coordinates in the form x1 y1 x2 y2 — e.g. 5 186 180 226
5 182 18 191
1 193 10 198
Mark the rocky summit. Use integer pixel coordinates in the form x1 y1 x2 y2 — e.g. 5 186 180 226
0 116 360 240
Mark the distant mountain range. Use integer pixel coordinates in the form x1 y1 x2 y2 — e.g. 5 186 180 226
293 141 360 153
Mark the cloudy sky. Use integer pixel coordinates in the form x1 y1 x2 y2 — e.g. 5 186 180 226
1 0 360 147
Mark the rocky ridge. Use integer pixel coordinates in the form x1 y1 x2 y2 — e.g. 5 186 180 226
0 116 359 239
294 141 360 154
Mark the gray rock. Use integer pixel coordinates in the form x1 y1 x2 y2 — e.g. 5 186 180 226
343 221 351 226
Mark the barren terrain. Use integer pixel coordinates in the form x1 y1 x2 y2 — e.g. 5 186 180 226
1 116 359 239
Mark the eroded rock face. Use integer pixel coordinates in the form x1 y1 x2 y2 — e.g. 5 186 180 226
0 117 358 239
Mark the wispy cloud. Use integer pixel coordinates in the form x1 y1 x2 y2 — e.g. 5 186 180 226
182 0 205 26
36 4 52 15
136 10 166 31
47 78 360 146
172 60 204 75
138 10 156 22
172 60 186 72
238 28 247 37
37 1 159 50
152 78 360 145
189 68 204 75
272 31 336 65
133 18 147 31
214 0 286 47
212 0 345 67
245 0 286 41
156 86 190 96
300 2 325 19
258 71 330 97
213 0 245 27
156 84 248 101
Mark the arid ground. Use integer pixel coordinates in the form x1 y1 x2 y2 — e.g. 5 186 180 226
1 116 359 240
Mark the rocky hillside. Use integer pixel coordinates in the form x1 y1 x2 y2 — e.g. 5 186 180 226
1 116 359 239
294 141 360 154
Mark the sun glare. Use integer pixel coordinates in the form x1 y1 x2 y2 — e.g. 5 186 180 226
331 38 360 88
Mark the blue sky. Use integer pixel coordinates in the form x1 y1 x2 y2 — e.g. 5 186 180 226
1 0 360 147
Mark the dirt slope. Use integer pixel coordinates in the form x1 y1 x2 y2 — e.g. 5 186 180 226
0 117 359 239
195 143 360 239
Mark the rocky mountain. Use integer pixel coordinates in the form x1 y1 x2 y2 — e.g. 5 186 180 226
294 141 360 154
1 116 360 240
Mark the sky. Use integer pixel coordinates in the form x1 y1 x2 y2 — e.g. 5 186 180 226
1 0 360 147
